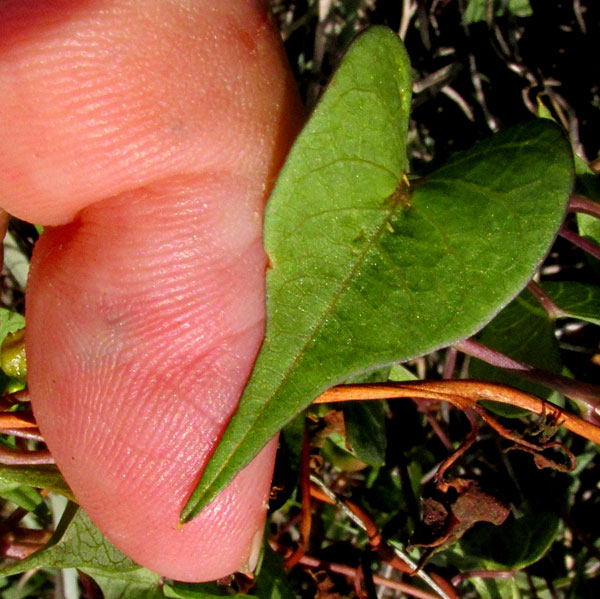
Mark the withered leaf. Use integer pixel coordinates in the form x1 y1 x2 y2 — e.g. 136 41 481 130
409 478 510 569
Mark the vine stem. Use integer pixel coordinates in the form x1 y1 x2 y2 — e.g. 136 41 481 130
569 194 600 218
272 548 444 599
559 224 600 261
314 380 600 445
455 338 600 413
527 280 566 319
0 412 37 429
0 446 54 465
283 421 312 569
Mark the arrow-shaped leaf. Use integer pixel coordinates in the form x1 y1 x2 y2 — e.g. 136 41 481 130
181 27 573 521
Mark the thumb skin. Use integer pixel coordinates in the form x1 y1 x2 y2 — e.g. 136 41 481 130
0 0 302 582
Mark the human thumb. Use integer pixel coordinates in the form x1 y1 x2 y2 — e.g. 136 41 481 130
0 0 302 582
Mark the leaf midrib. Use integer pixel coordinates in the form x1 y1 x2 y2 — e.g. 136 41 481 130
195 181 407 505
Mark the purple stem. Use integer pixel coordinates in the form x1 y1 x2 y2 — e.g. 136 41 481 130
455 338 600 415
442 347 458 379
560 224 600 261
527 281 566 320
0 446 54 465
0 428 44 442
569 195 600 219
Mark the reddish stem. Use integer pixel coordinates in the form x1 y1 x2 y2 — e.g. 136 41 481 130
0 446 54 465
455 338 600 412
527 281 566 320
282 551 445 599
284 420 312 569
315 380 600 446
569 195 600 218
560 224 600 261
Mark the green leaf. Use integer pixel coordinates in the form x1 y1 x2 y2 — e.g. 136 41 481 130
343 401 386 467
0 484 44 513
461 512 560 570
469 577 521 599
0 310 24 349
181 25 573 520
164 582 250 598
388 364 417 382
342 367 390 468
542 281 600 326
81 568 163 599
0 503 139 576
0 464 74 502
254 545 295 599
464 0 532 23
574 155 600 262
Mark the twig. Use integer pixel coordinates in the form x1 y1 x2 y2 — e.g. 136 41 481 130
284 420 312 569
559 224 600 261
527 281 566 320
435 409 478 488
399 0 418 40
309 475 455 599
455 338 600 412
569 195 600 219
442 347 458 380
314 380 600 446
0 428 44 442
0 446 53 465
0 412 37 429
358 554 378 599
284 552 444 599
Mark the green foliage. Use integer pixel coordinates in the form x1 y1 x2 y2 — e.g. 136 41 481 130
343 401 387 467
543 281 600 326
0 464 73 501
461 512 560 569
464 0 533 23
183 27 573 521
0 504 139 577
0 310 24 348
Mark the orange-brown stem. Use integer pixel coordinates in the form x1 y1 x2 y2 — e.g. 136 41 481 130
272 545 445 599
315 380 600 445
0 412 37 429
284 420 312 569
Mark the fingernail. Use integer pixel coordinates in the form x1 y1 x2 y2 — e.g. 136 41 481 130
239 528 263 575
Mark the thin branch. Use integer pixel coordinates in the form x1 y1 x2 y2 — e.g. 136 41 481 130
0 428 43 442
399 0 418 40
310 475 455 599
436 409 479 488
569 195 600 219
527 281 567 320
442 347 458 380
281 551 444 599
284 420 312 569
560 224 600 261
0 446 53 465
314 380 600 446
1 389 30 404
455 338 600 412
0 412 37 429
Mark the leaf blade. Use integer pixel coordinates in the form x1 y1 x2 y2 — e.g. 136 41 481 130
182 29 573 521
